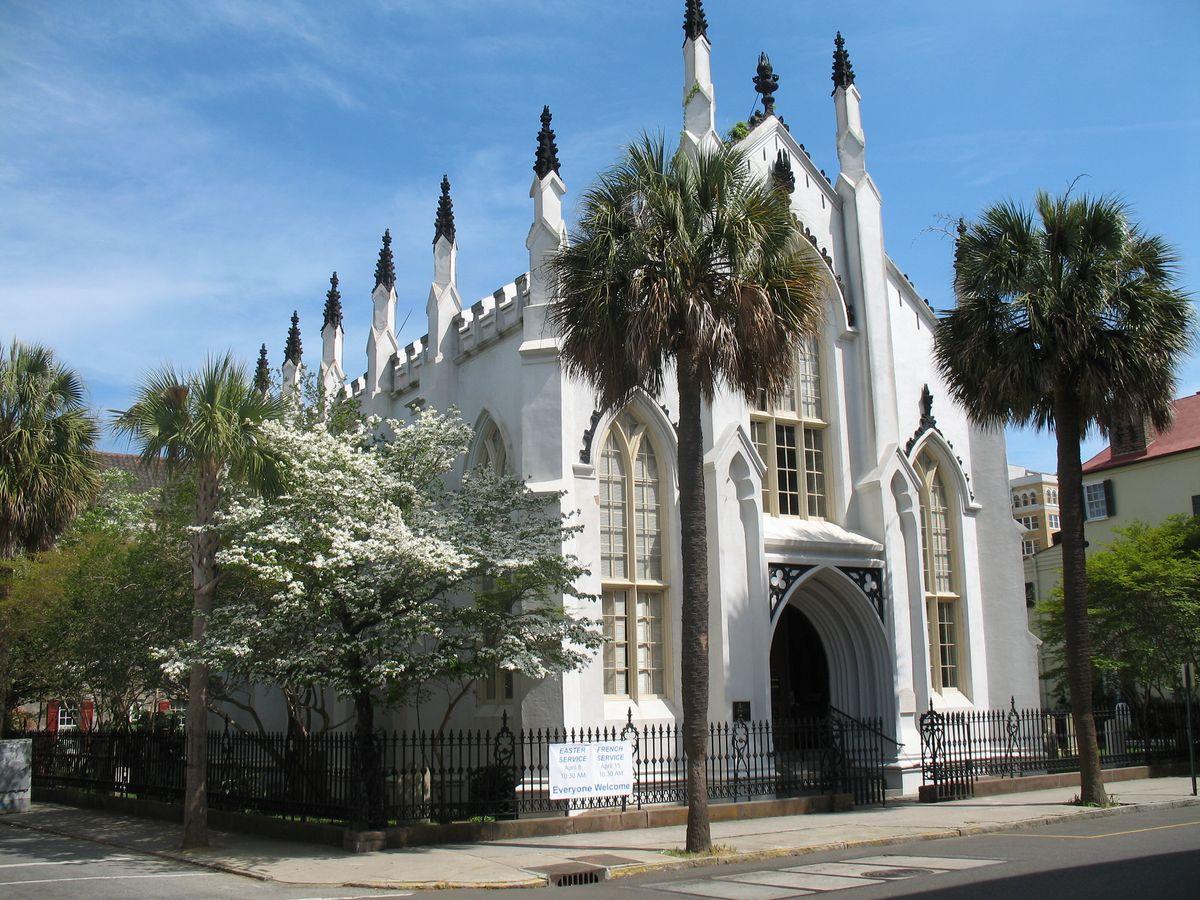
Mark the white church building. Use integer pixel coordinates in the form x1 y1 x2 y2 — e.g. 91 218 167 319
275 2 1039 787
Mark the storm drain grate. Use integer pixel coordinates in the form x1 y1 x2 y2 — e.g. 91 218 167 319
551 869 604 887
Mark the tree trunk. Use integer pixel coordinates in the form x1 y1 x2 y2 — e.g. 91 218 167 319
353 689 383 830
1054 385 1108 806
677 359 711 852
182 462 220 849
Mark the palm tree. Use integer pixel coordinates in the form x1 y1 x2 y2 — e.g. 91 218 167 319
934 192 1194 805
0 341 101 559
114 353 285 848
549 137 825 851
0 340 101 735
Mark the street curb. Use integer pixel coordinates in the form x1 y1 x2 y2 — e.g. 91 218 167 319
5 795 1199 890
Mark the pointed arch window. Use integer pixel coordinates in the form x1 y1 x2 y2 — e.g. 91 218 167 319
475 420 507 474
916 449 963 693
750 336 827 518
599 411 666 699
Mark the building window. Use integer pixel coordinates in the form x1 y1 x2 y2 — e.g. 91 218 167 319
917 450 963 694
1021 539 1039 557
752 336 827 518
1046 488 1058 505
478 667 514 703
474 420 507 474
1048 513 1060 530
57 704 78 730
600 411 667 699
1084 482 1109 520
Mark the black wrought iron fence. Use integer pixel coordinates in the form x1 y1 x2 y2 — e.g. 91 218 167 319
919 699 1196 801
32 708 891 825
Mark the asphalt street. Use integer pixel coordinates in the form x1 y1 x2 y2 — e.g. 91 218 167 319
0 823 410 900
591 804 1200 900
1 804 1197 899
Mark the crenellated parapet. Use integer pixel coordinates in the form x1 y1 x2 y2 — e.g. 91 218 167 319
454 273 530 360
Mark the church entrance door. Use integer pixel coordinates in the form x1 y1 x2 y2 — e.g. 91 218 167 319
769 605 831 722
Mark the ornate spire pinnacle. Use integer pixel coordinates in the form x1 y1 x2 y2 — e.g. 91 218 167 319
374 229 395 290
753 51 779 118
433 175 455 245
284 311 302 365
832 32 855 94
683 0 708 41
772 149 795 194
323 271 342 330
533 105 561 180
954 217 968 268
254 343 270 394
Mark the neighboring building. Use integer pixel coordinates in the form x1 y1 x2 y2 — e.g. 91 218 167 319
263 2 1039 791
1008 466 1060 558
1024 391 1200 704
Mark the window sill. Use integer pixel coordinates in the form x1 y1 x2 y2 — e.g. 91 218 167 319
930 688 974 711
604 696 678 724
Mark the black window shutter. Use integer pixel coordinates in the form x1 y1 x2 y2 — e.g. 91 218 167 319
1191 495 1200 517
1103 479 1116 517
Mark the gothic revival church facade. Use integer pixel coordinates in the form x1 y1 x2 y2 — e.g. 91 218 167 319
275 3 1038 787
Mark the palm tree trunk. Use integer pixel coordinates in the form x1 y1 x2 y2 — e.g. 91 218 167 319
182 461 219 849
1054 385 1107 806
677 357 711 853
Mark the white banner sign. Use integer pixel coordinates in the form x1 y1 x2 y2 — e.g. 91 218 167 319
548 741 634 799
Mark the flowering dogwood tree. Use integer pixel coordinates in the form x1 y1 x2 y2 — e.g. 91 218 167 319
174 408 600 827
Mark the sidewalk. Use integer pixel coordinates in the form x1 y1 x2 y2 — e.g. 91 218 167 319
4 777 1198 889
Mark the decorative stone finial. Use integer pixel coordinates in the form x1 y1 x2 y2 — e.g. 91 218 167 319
920 384 936 429
753 52 779 118
533 105 561 180
323 271 342 330
954 218 968 268
254 343 270 394
683 0 708 41
832 32 855 94
374 230 395 290
433 175 455 245
284 311 302 365
772 149 795 194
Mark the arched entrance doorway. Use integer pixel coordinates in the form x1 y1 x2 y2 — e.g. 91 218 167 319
770 606 831 721
767 566 895 728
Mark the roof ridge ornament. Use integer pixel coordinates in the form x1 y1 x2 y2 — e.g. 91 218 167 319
683 0 708 41
533 105 561 180
832 31 856 95
284 311 302 365
433 175 455 245
254 343 270 394
753 51 778 118
374 230 395 290
323 271 342 330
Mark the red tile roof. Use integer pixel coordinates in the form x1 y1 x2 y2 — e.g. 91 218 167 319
1083 392 1200 474
97 451 167 493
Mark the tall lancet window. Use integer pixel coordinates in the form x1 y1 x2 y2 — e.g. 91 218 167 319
750 336 827 518
473 417 514 703
475 421 507 474
916 449 962 693
599 411 666 699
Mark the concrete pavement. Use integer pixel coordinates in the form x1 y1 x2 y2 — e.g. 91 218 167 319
2 777 1198 890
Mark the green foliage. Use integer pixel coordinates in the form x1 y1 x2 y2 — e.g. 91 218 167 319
935 192 1195 434
725 121 750 144
548 134 825 409
2 476 191 724
0 340 102 558
1036 515 1200 694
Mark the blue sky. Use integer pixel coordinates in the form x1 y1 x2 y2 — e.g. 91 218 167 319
2 0 1197 471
